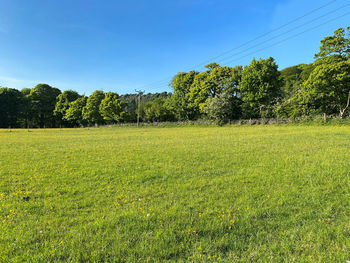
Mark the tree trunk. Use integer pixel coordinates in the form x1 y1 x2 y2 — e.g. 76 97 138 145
339 90 350 119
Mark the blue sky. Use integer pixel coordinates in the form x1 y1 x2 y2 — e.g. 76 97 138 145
0 0 349 95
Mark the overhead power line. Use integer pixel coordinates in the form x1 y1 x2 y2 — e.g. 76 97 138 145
223 10 350 65
187 0 338 70
138 0 346 92
216 2 350 64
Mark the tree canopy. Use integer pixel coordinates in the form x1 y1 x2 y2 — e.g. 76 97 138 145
99 92 126 123
239 57 282 118
82 90 105 125
315 26 350 60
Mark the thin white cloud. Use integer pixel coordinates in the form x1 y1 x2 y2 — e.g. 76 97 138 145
0 75 89 94
0 75 168 95
0 76 36 89
0 75 67 90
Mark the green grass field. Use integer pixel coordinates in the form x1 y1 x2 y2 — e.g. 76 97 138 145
1 125 350 262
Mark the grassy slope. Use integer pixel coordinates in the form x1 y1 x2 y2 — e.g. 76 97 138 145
0 125 350 262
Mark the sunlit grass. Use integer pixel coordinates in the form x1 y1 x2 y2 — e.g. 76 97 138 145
1 125 350 262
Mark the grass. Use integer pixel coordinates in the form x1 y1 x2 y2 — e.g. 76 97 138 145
1 125 350 262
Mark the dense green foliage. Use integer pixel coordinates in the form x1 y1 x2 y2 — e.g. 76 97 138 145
82 90 105 126
0 88 24 128
1 125 350 262
143 97 175 122
64 96 88 127
99 92 126 123
1 27 350 127
29 84 61 128
239 57 282 118
204 93 241 125
302 60 350 118
54 90 81 127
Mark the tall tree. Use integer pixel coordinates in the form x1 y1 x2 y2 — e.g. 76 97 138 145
0 87 25 128
82 90 105 125
188 64 242 113
99 92 126 123
239 57 282 118
169 70 198 120
29 84 61 128
64 96 87 126
314 26 350 61
54 90 81 127
302 59 350 118
300 26 350 119
20 88 33 128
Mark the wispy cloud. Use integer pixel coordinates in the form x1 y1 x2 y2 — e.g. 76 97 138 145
0 75 90 94
0 75 166 95
0 76 73 90
0 76 36 89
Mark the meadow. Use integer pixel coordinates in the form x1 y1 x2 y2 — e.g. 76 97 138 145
1 125 350 262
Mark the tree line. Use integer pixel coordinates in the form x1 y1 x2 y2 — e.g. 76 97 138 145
0 26 349 128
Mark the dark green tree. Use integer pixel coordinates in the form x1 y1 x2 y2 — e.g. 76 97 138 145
298 26 350 119
302 60 350 118
276 64 315 118
29 84 61 128
280 64 314 97
20 88 33 128
169 70 198 120
239 57 282 118
0 87 25 128
144 97 175 122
